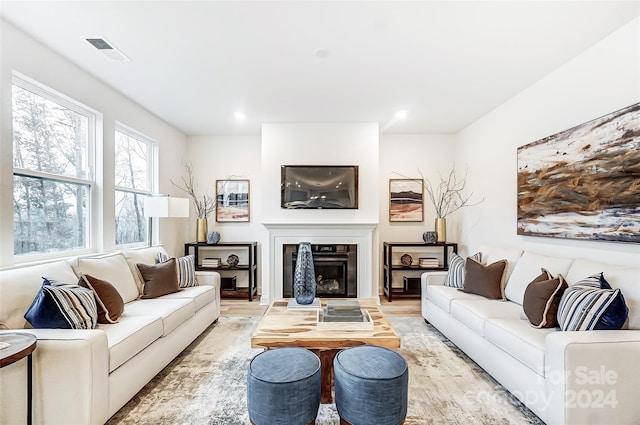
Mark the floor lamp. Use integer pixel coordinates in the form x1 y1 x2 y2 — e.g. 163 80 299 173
144 195 190 247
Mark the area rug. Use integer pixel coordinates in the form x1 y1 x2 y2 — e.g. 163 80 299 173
107 317 544 425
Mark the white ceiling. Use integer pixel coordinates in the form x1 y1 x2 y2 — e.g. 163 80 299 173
2 1 638 136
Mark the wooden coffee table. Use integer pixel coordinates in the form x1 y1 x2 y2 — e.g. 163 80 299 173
251 298 401 403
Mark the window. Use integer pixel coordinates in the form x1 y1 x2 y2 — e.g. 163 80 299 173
114 126 154 246
12 75 95 256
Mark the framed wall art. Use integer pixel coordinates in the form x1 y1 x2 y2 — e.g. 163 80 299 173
389 178 423 222
216 179 250 222
517 103 639 243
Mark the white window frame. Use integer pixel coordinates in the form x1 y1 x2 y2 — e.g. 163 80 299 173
12 72 98 261
114 123 156 247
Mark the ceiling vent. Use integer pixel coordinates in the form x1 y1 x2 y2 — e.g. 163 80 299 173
85 37 130 62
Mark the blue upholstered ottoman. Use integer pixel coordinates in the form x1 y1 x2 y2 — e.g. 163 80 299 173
247 347 321 425
334 345 409 425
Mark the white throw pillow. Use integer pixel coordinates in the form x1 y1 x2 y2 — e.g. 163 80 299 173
77 253 140 303
504 251 573 305
122 246 170 293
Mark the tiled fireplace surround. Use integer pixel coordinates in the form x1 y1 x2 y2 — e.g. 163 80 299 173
261 223 378 305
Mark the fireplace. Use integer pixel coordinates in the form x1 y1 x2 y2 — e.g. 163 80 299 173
283 244 357 298
262 223 377 304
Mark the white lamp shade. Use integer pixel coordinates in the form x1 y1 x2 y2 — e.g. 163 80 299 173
144 196 190 218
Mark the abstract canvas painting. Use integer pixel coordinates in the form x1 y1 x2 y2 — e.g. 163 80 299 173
517 103 639 243
389 179 423 222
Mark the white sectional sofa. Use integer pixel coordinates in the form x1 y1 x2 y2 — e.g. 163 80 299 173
0 246 220 425
421 247 640 425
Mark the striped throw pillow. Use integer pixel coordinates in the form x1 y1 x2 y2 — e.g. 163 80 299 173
24 278 98 329
557 273 629 331
444 252 482 288
157 252 198 288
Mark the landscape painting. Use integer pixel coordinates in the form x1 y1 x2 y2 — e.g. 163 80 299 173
389 179 423 222
517 103 640 243
216 180 250 222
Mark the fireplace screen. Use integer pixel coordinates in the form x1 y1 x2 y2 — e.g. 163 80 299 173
283 244 357 298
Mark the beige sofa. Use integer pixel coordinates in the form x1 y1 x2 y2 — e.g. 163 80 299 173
0 246 220 425
421 247 640 425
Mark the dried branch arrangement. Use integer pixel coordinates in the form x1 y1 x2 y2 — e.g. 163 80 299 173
421 168 483 218
172 162 216 219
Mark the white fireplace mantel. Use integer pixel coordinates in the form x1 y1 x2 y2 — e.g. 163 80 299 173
261 222 379 305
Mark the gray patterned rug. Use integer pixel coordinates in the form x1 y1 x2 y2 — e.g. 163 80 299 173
107 317 544 425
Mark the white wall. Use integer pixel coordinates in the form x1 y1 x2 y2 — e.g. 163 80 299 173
185 134 264 280
377 134 457 290
378 134 457 242
456 17 640 266
0 20 188 265
185 135 263 241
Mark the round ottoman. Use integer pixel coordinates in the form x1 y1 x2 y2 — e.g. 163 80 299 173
334 345 408 425
247 347 321 425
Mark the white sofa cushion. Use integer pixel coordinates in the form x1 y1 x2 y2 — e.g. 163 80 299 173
504 251 573 305
484 318 556 376
100 315 163 372
480 246 523 283
450 299 522 336
124 298 195 336
0 261 79 329
122 246 170 294
565 258 640 329
427 285 485 313
162 285 217 312
77 254 140 303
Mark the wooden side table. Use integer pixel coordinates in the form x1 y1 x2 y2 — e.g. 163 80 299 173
0 333 37 425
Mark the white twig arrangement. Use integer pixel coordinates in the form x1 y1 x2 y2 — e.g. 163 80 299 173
171 162 216 219
420 168 483 218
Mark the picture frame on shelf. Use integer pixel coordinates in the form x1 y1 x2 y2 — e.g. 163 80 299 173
389 178 423 222
216 179 250 222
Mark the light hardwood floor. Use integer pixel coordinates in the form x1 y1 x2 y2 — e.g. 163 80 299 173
220 297 421 317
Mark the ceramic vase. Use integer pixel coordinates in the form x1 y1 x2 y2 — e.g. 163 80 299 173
435 218 446 243
422 231 437 244
293 242 316 305
196 218 208 243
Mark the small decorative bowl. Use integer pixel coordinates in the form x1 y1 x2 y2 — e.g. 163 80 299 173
400 253 413 266
226 254 240 268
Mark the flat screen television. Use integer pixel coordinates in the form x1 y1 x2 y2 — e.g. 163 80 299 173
281 165 359 209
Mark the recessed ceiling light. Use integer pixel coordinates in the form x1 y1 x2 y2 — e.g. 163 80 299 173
395 110 408 119
234 111 246 121
314 48 330 59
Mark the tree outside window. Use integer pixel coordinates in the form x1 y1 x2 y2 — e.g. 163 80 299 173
12 77 93 256
115 127 154 246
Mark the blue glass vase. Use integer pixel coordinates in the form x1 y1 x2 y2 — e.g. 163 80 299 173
294 242 316 305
